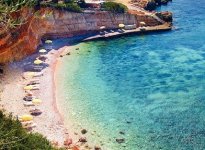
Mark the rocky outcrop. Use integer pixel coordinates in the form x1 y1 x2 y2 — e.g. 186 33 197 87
130 0 172 11
156 11 172 22
0 8 165 64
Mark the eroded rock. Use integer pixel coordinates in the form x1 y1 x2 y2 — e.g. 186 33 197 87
79 137 87 143
116 138 125 144
81 129 88 134
64 138 73 146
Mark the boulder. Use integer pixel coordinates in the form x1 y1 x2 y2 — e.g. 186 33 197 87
64 138 73 146
81 129 87 134
94 146 102 150
72 146 80 150
119 131 125 135
116 138 125 144
156 11 173 22
79 137 87 143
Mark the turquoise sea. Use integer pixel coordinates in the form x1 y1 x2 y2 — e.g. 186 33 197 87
55 0 205 149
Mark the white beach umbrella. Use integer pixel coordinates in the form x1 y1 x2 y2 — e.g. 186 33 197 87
100 26 106 30
119 24 125 28
39 49 47 53
140 22 146 26
34 59 43 65
45 40 53 44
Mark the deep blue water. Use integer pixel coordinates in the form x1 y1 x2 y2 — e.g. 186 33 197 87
56 0 205 149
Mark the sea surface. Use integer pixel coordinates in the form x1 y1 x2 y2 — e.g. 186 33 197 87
55 0 205 149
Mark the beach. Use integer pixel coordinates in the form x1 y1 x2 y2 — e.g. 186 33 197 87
0 46 72 147
0 24 172 148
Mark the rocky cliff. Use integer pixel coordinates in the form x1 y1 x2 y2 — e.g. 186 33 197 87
0 8 164 64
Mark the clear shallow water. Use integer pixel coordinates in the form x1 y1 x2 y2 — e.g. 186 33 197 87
56 0 205 149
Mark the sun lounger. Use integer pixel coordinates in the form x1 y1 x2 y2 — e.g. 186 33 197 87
23 96 36 101
25 90 33 95
27 82 40 86
27 81 40 86
21 120 33 126
33 72 43 77
29 109 42 116
31 87 39 90
30 78 40 82
24 101 35 106
22 123 37 129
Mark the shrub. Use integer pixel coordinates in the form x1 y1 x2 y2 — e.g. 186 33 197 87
0 0 38 31
0 110 57 150
41 2 82 13
102 2 128 13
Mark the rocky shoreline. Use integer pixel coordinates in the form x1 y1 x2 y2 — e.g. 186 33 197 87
0 5 172 64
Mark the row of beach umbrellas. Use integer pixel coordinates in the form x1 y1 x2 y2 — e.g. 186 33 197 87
100 22 146 30
19 40 52 123
100 24 125 30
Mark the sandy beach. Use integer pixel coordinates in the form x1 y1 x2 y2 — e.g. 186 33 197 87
0 42 96 149
0 46 73 147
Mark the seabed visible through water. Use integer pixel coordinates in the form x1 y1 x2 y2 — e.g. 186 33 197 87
56 0 205 149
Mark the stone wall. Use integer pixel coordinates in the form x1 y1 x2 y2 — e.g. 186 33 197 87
0 8 162 64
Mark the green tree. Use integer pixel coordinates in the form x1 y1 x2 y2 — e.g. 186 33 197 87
102 2 128 13
52 0 58 3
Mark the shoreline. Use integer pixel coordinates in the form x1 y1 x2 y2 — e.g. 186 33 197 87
0 47 70 147
0 25 172 148
83 24 172 42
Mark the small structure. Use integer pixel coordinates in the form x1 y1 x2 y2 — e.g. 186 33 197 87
139 21 146 27
119 24 125 28
85 0 104 8
124 24 137 30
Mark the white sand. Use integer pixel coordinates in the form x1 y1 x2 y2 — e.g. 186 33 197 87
0 48 70 146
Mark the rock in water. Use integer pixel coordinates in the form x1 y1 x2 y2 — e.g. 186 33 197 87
94 146 102 150
119 131 125 135
81 129 87 134
79 137 87 143
156 12 173 22
64 138 72 146
116 138 125 144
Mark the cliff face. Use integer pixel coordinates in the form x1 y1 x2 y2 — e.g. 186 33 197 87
0 8 163 64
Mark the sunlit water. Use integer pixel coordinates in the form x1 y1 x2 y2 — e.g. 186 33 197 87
55 0 205 149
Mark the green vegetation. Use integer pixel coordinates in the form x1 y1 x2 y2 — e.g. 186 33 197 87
102 2 128 13
41 1 82 13
0 110 57 149
0 0 37 34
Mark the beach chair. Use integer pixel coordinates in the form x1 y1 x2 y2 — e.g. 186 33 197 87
22 122 37 129
29 109 42 116
23 96 36 101
24 101 35 106
33 72 43 77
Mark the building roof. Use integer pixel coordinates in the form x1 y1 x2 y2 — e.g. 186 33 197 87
85 0 105 4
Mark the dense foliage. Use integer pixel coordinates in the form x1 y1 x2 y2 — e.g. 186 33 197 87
41 1 82 13
0 0 37 34
0 0 83 34
102 2 128 13
0 110 56 149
